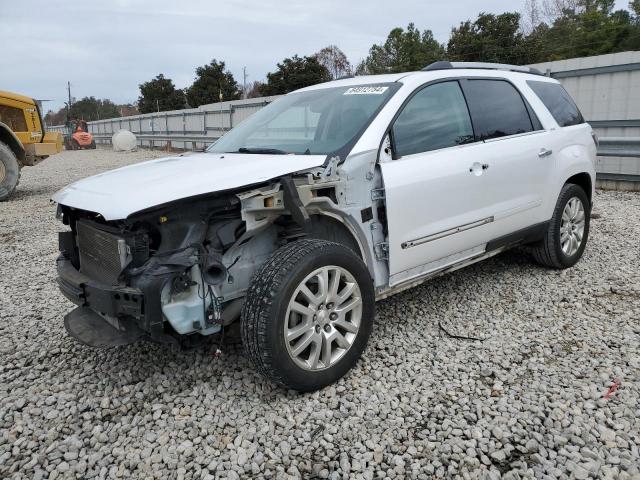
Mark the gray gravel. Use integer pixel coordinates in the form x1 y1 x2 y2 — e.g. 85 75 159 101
1 148 639 479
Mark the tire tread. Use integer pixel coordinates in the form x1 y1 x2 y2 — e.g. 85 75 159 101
241 239 364 389
530 183 589 269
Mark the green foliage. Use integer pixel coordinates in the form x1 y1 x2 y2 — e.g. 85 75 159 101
361 4 639 73
527 0 640 61
138 74 186 114
260 56 331 96
357 23 445 74
68 97 120 121
185 59 240 107
448 13 532 64
44 97 122 125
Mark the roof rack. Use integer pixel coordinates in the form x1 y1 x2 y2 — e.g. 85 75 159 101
422 61 544 76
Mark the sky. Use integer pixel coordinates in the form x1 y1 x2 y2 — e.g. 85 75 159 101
0 0 630 112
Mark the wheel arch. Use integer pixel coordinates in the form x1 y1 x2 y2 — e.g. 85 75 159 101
565 172 593 205
305 213 365 260
0 123 26 165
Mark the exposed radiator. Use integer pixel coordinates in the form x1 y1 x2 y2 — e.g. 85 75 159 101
76 221 130 285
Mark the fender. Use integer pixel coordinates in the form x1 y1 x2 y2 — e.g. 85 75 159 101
0 122 26 164
544 136 596 220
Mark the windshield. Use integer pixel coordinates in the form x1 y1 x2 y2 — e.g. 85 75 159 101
207 84 397 156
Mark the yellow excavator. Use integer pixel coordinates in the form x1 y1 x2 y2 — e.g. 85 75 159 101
0 90 62 200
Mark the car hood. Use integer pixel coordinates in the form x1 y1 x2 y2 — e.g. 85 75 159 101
52 152 326 220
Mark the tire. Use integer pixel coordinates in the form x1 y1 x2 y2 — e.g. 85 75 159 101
0 142 20 201
531 183 590 269
71 139 80 150
241 239 375 392
90 140 96 149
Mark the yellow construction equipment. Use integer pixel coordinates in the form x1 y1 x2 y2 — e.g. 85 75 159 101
0 90 62 200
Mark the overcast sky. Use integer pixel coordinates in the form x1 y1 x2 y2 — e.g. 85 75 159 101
1 0 630 112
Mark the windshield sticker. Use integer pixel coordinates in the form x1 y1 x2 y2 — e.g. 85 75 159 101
344 86 389 95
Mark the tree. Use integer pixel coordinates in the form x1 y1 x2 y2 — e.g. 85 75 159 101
44 97 122 125
313 45 352 79
68 97 120 121
530 1 640 61
138 74 186 114
447 13 533 64
185 59 240 107
260 55 331 96
356 23 445 74
241 81 265 99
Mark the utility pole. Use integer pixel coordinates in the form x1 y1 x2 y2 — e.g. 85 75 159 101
243 67 248 99
67 81 72 118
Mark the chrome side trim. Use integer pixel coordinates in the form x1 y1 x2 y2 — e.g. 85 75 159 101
401 216 494 249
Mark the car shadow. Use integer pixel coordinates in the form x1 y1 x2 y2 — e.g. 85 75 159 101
53 247 537 406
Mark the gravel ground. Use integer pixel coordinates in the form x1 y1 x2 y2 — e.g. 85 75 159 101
0 148 639 480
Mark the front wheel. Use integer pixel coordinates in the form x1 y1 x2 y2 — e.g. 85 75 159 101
531 183 590 269
0 142 20 201
241 239 375 392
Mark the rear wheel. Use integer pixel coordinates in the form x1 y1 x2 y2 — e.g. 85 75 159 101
241 239 375 391
71 139 80 150
531 183 590 269
0 142 20 201
90 140 96 149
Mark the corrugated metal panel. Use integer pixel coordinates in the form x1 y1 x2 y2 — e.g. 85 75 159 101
529 51 640 177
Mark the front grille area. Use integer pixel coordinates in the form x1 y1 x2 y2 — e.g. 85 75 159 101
76 221 127 285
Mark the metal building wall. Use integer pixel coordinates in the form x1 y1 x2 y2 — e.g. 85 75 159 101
529 51 640 179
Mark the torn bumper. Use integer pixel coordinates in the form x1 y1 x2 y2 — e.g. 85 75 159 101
64 306 145 348
57 256 147 347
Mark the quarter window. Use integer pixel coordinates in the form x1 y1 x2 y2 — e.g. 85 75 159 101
462 80 534 141
392 81 474 157
527 80 584 127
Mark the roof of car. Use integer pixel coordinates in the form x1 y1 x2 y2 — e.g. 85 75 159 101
298 62 554 93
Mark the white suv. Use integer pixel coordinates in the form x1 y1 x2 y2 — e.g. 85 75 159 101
53 61 596 391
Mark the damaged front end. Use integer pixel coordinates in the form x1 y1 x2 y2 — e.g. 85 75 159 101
56 191 274 347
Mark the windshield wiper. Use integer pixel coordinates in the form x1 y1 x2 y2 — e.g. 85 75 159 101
237 147 288 155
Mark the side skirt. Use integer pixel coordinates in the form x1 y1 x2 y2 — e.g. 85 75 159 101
375 220 550 302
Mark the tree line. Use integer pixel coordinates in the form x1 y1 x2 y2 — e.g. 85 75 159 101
46 0 640 122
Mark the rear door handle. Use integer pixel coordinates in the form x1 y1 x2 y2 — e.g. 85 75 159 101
538 148 553 158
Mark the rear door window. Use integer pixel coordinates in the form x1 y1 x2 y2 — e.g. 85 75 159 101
527 80 584 127
462 80 534 141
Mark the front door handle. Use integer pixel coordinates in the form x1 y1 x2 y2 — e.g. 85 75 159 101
539 148 553 158
469 162 489 175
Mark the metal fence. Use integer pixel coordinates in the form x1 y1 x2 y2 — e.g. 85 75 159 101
48 96 282 151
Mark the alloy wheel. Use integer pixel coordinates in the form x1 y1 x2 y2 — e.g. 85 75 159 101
560 196 586 256
284 265 362 371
